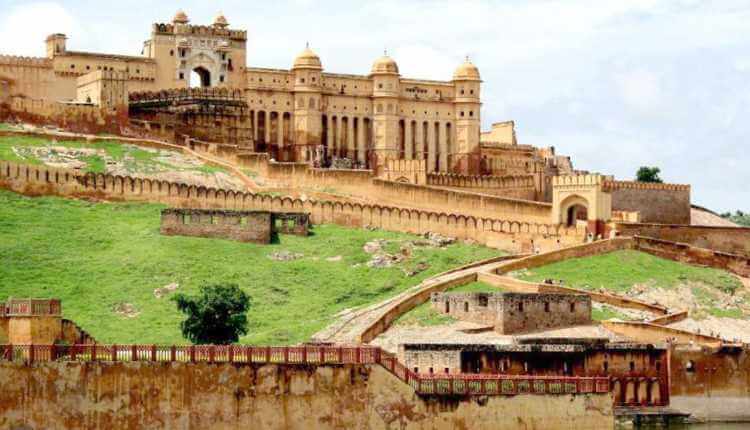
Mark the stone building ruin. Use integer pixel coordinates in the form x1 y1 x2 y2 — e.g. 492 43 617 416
159 208 309 243
431 291 592 334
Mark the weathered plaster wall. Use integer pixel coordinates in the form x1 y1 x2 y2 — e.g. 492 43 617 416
670 346 750 422
0 361 613 430
614 222 750 258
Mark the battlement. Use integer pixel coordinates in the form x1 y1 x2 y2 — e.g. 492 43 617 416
427 173 534 190
0 55 51 68
603 180 690 192
552 174 613 188
152 23 247 40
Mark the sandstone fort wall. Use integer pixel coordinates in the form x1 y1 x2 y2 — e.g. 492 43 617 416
210 147 548 221
0 161 584 252
0 360 613 430
670 346 750 422
614 222 750 258
605 180 691 225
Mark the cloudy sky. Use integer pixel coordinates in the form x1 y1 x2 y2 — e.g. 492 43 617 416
1 0 748 212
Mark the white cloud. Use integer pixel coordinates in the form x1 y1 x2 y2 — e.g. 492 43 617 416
0 2 81 57
614 69 663 115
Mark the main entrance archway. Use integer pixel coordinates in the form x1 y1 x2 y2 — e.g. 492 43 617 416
190 67 211 88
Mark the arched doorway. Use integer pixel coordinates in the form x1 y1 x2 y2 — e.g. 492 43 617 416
190 67 211 88
559 194 590 227
566 204 588 227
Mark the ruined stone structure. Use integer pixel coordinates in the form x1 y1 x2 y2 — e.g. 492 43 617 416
0 299 93 345
430 292 592 334
160 208 309 243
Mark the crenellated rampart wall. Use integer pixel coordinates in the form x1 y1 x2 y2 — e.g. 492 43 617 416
604 180 691 225
0 161 585 252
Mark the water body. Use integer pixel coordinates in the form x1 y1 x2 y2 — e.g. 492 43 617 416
677 425 750 430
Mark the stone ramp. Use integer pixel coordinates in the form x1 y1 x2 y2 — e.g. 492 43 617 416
312 255 520 344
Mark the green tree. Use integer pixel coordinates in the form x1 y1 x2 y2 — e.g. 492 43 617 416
636 166 663 183
173 284 250 344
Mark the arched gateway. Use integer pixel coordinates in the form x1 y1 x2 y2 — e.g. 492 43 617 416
551 175 613 236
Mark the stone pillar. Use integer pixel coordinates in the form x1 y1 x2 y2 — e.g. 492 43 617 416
333 115 343 157
346 117 355 160
252 111 259 143
327 115 334 158
357 117 366 164
264 111 271 146
405 121 414 160
277 113 284 150
439 122 448 172
427 122 436 172
415 122 424 160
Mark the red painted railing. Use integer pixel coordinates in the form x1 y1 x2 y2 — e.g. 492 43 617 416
0 345 609 397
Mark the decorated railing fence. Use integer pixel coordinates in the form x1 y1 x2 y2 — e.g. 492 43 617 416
0 344 609 397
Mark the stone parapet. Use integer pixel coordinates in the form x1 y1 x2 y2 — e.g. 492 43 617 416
603 180 690 192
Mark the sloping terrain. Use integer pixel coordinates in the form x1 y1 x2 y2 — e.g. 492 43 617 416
0 190 499 345
0 133 245 190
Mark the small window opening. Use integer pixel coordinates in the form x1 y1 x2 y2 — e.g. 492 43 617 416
463 302 469 312
686 360 695 373
544 302 550 312
603 361 609 372
570 302 575 312
629 361 635 372
518 302 523 312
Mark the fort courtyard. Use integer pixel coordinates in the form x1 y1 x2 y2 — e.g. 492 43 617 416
0 5 749 430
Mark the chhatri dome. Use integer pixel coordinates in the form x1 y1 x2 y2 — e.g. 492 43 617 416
172 9 189 24
371 52 399 75
213 12 229 28
453 57 481 81
292 44 322 70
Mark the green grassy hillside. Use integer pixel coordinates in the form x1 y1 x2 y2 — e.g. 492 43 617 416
515 250 746 319
0 190 499 345
515 250 740 293
0 134 225 175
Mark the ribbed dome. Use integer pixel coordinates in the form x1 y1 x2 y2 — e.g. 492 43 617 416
453 58 480 81
213 12 229 28
172 9 189 24
371 55 399 75
292 46 322 70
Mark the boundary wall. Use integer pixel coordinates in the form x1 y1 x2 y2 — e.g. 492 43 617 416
0 354 613 430
0 160 585 252
604 180 690 225
615 222 750 258
426 172 537 200
203 145 553 222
